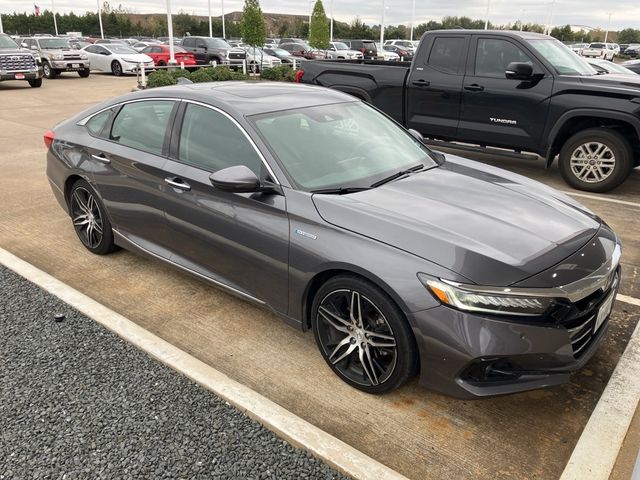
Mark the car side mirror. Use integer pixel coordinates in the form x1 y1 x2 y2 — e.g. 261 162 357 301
408 128 425 143
31 45 38 50
22 42 28 48
210 165 261 193
505 62 533 80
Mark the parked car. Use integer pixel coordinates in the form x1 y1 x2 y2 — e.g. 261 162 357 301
279 43 326 60
383 44 413 61
140 45 196 68
622 59 640 74
581 42 615 60
570 43 588 55
384 39 416 54
181 36 238 65
0 33 43 87
81 43 154 76
94 38 127 45
234 46 281 71
586 58 638 75
343 40 378 60
133 41 159 52
376 43 400 61
624 45 640 58
263 47 303 64
45 82 622 398
325 42 363 60
22 36 90 78
278 38 306 46
298 30 640 192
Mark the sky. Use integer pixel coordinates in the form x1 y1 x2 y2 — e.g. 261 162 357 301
2 0 639 31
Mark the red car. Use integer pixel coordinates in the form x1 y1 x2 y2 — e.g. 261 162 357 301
141 45 197 68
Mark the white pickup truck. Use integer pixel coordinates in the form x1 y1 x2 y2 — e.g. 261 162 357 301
581 42 615 60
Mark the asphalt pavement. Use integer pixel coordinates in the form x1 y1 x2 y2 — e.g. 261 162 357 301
0 265 346 480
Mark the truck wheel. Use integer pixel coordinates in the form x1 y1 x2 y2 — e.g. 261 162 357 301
111 61 123 76
28 78 42 88
43 62 57 79
78 69 90 78
559 128 633 193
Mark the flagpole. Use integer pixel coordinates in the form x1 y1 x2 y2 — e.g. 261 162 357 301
166 0 176 65
208 0 212 37
97 0 104 39
52 0 59 36
221 0 226 39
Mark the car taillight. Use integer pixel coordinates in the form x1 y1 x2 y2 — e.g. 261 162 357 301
295 70 304 83
360 48 366 53
43 130 55 149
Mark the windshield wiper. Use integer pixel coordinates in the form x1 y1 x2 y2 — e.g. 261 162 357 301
311 186 371 195
370 164 426 188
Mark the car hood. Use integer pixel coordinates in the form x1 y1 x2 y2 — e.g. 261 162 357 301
312 155 601 286
576 73 640 89
118 53 153 62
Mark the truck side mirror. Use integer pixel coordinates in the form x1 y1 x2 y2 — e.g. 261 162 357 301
505 62 534 80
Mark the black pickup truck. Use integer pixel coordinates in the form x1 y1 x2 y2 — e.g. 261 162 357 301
297 30 640 192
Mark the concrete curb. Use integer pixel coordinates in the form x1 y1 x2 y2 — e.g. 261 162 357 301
0 247 407 480
560 299 640 480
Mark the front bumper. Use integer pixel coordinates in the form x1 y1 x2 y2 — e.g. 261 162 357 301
0 67 43 81
50 60 89 71
410 282 618 399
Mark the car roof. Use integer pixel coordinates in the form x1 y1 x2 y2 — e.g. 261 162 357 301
426 29 550 40
123 82 357 116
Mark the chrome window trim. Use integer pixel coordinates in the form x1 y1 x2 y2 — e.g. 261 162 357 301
77 97 281 185
442 243 621 303
181 99 281 185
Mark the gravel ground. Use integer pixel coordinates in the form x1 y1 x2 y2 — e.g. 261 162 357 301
0 266 348 480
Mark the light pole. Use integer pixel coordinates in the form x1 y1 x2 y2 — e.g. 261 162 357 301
97 0 104 39
520 9 525 31
545 0 556 35
0 12 3 34
410 0 416 41
166 0 176 65
221 0 226 39
604 12 612 43
484 0 491 30
380 0 385 47
208 0 212 37
52 0 59 36
330 0 334 42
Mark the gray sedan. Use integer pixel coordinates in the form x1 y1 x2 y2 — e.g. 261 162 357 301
45 83 621 398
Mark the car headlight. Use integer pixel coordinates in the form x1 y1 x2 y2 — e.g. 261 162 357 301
51 54 64 60
418 275 554 316
80 54 88 60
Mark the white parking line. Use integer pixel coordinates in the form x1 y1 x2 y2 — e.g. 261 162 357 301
563 191 640 209
0 247 407 480
560 305 640 480
618 294 640 307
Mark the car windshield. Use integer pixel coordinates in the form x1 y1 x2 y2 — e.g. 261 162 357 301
206 38 231 49
0 36 18 48
333 42 349 50
251 102 437 191
528 39 597 76
590 43 605 48
108 45 138 54
38 38 70 49
269 48 290 56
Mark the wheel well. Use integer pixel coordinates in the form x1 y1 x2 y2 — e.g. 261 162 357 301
63 174 83 208
550 116 640 160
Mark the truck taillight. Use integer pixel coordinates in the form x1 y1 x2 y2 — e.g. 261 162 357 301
360 48 366 53
43 130 55 149
295 69 304 83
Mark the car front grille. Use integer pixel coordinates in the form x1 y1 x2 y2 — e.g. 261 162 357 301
560 269 619 358
228 52 246 60
0 54 36 71
63 54 83 60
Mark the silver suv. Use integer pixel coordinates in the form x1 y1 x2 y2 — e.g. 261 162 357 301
0 34 43 87
22 37 90 78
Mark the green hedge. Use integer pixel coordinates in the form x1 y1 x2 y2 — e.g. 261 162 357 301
146 65 295 88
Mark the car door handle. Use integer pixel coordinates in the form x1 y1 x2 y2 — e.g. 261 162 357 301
464 84 485 92
412 79 430 87
164 177 191 191
90 153 110 164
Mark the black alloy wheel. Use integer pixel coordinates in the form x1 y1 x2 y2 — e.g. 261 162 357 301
312 275 417 393
69 180 117 255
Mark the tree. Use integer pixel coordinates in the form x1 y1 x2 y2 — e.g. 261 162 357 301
308 0 329 49
241 0 266 47
618 28 640 44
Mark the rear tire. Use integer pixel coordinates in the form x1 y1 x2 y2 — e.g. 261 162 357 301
78 69 90 78
111 61 123 76
28 78 42 88
68 179 117 255
311 275 418 394
559 128 633 193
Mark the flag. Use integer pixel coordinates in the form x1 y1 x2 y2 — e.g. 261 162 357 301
34 4 41 16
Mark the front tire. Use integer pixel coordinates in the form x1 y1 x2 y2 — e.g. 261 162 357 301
311 275 417 394
69 180 117 255
43 62 57 79
559 128 633 192
111 61 123 76
28 78 42 88
78 68 90 78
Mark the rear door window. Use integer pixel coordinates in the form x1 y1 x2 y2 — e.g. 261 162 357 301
427 37 465 74
110 101 175 155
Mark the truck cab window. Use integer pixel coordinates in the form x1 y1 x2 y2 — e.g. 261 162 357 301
427 37 465 74
475 38 533 78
